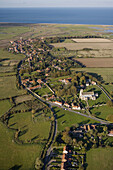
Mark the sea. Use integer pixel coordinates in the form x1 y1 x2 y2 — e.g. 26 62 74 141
0 7 113 25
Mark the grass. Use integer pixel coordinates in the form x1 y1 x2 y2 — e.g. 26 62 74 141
71 68 113 83
87 147 113 170
15 94 34 104
90 105 113 120
0 99 12 116
0 48 24 61
103 84 113 96
0 66 14 73
12 103 30 111
8 111 51 142
0 26 31 40
0 122 42 170
0 76 25 99
0 72 16 76
85 86 108 106
35 86 53 96
54 107 99 132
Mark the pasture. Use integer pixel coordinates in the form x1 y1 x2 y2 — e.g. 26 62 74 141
0 99 12 116
15 94 34 104
72 68 113 83
90 105 113 120
0 76 25 99
8 111 51 142
54 107 99 132
87 148 113 170
0 122 42 170
0 26 31 40
84 85 108 106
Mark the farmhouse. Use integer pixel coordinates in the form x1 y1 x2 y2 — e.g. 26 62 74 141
79 89 97 100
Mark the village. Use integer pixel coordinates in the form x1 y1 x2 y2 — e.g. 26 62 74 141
9 37 100 112
49 124 113 170
8 36 113 170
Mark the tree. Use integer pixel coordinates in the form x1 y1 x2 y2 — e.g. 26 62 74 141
32 109 36 114
103 126 108 132
35 158 44 170
107 100 113 107
62 133 72 144
73 138 77 146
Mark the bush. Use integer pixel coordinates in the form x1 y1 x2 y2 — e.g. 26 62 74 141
107 100 113 107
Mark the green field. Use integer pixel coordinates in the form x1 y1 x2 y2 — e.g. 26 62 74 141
12 103 30 111
103 84 113 97
35 86 53 97
8 111 51 142
0 99 12 116
0 76 25 99
0 72 16 77
0 48 24 61
72 68 113 83
0 122 42 170
54 107 99 132
90 105 113 120
87 147 113 170
0 26 32 40
85 85 108 106
15 94 34 104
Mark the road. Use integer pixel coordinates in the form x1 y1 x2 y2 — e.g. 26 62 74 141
97 84 112 101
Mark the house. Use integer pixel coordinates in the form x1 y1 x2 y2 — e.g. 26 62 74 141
61 146 68 170
45 73 49 77
72 106 81 110
46 95 55 101
72 103 81 110
59 79 70 85
79 89 97 100
29 85 41 90
54 101 62 106
91 81 97 85
37 79 42 84
22 79 29 84
64 103 70 108
108 130 113 137
86 82 90 87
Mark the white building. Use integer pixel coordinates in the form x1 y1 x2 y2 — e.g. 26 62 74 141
79 89 97 100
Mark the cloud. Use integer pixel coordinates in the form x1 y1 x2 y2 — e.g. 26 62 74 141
0 0 113 7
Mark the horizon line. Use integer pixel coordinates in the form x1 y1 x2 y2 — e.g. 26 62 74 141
0 6 113 8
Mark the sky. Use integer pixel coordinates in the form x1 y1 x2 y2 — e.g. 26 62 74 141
0 0 113 8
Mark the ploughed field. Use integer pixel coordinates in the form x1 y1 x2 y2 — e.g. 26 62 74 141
75 58 113 68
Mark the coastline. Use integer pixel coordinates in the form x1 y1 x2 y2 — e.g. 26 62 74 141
0 23 113 26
